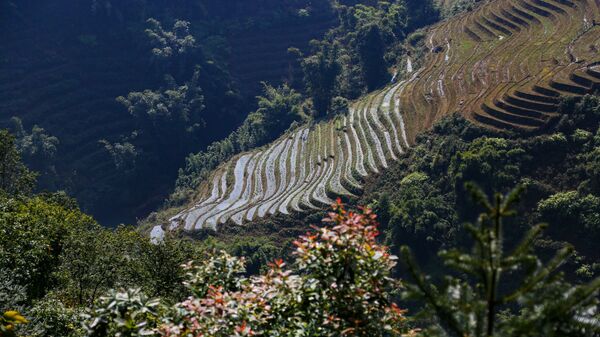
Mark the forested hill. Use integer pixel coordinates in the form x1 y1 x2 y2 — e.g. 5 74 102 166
0 0 336 225
152 0 600 236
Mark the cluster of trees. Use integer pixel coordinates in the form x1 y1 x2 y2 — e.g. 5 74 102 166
8 118 59 190
365 94 600 275
0 130 281 336
3 180 598 336
298 0 438 116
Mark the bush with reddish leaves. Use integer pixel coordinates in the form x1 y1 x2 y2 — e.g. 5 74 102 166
84 200 414 337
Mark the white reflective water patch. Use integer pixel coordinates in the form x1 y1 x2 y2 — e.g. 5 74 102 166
150 225 165 244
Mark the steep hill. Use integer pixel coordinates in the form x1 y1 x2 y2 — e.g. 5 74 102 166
0 1 335 225
155 0 600 236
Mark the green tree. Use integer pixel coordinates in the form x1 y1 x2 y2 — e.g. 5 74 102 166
450 137 527 194
9 117 59 176
0 130 36 196
21 297 83 337
386 172 457 256
401 185 600 337
82 288 161 337
145 19 196 59
54 225 127 307
116 69 205 158
0 196 97 300
357 24 388 90
255 82 303 133
302 42 341 116
537 191 600 257
98 140 138 174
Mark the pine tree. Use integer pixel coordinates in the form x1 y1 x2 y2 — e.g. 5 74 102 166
401 184 600 337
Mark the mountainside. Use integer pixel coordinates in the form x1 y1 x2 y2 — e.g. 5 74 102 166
154 0 600 236
228 13 338 98
0 1 335 225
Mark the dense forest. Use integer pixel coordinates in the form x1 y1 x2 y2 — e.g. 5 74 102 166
1 0 600 336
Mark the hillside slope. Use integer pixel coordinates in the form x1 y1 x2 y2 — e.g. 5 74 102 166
154 0 600 236
0 1 335 225
229 13 338 98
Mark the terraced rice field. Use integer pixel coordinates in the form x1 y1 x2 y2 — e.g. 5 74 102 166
157 0 600 235
401 0 600 134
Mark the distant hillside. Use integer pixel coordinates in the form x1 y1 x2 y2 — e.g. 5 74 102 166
151 0 600 236
0 0 335 225
228 13 338 99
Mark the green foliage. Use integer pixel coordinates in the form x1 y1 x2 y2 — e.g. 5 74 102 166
556 95 600 133
401 185 600 337
0 271 26 312
302 41 342 116
299 0 437 106
450 137 527 194
117 70 205 153
54 224 130 307
0 141 207 333
537 191 600 256
9 117 59 179
181 250 246 298
330 96 350 115
82 289 161 337
255 82 303 133
99 140 138 174
0 130 36 197
123 235 205 301
385 172 457 252
22 297 83 337
145 19 196 59
0 196 97 300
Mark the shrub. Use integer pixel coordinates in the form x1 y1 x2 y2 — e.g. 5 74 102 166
85 201 413 337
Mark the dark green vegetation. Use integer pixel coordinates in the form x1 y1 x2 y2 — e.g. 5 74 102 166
402 185 600 336
0 132 285 336
363 95 600 271
0 0 337 225
1 133 598 335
